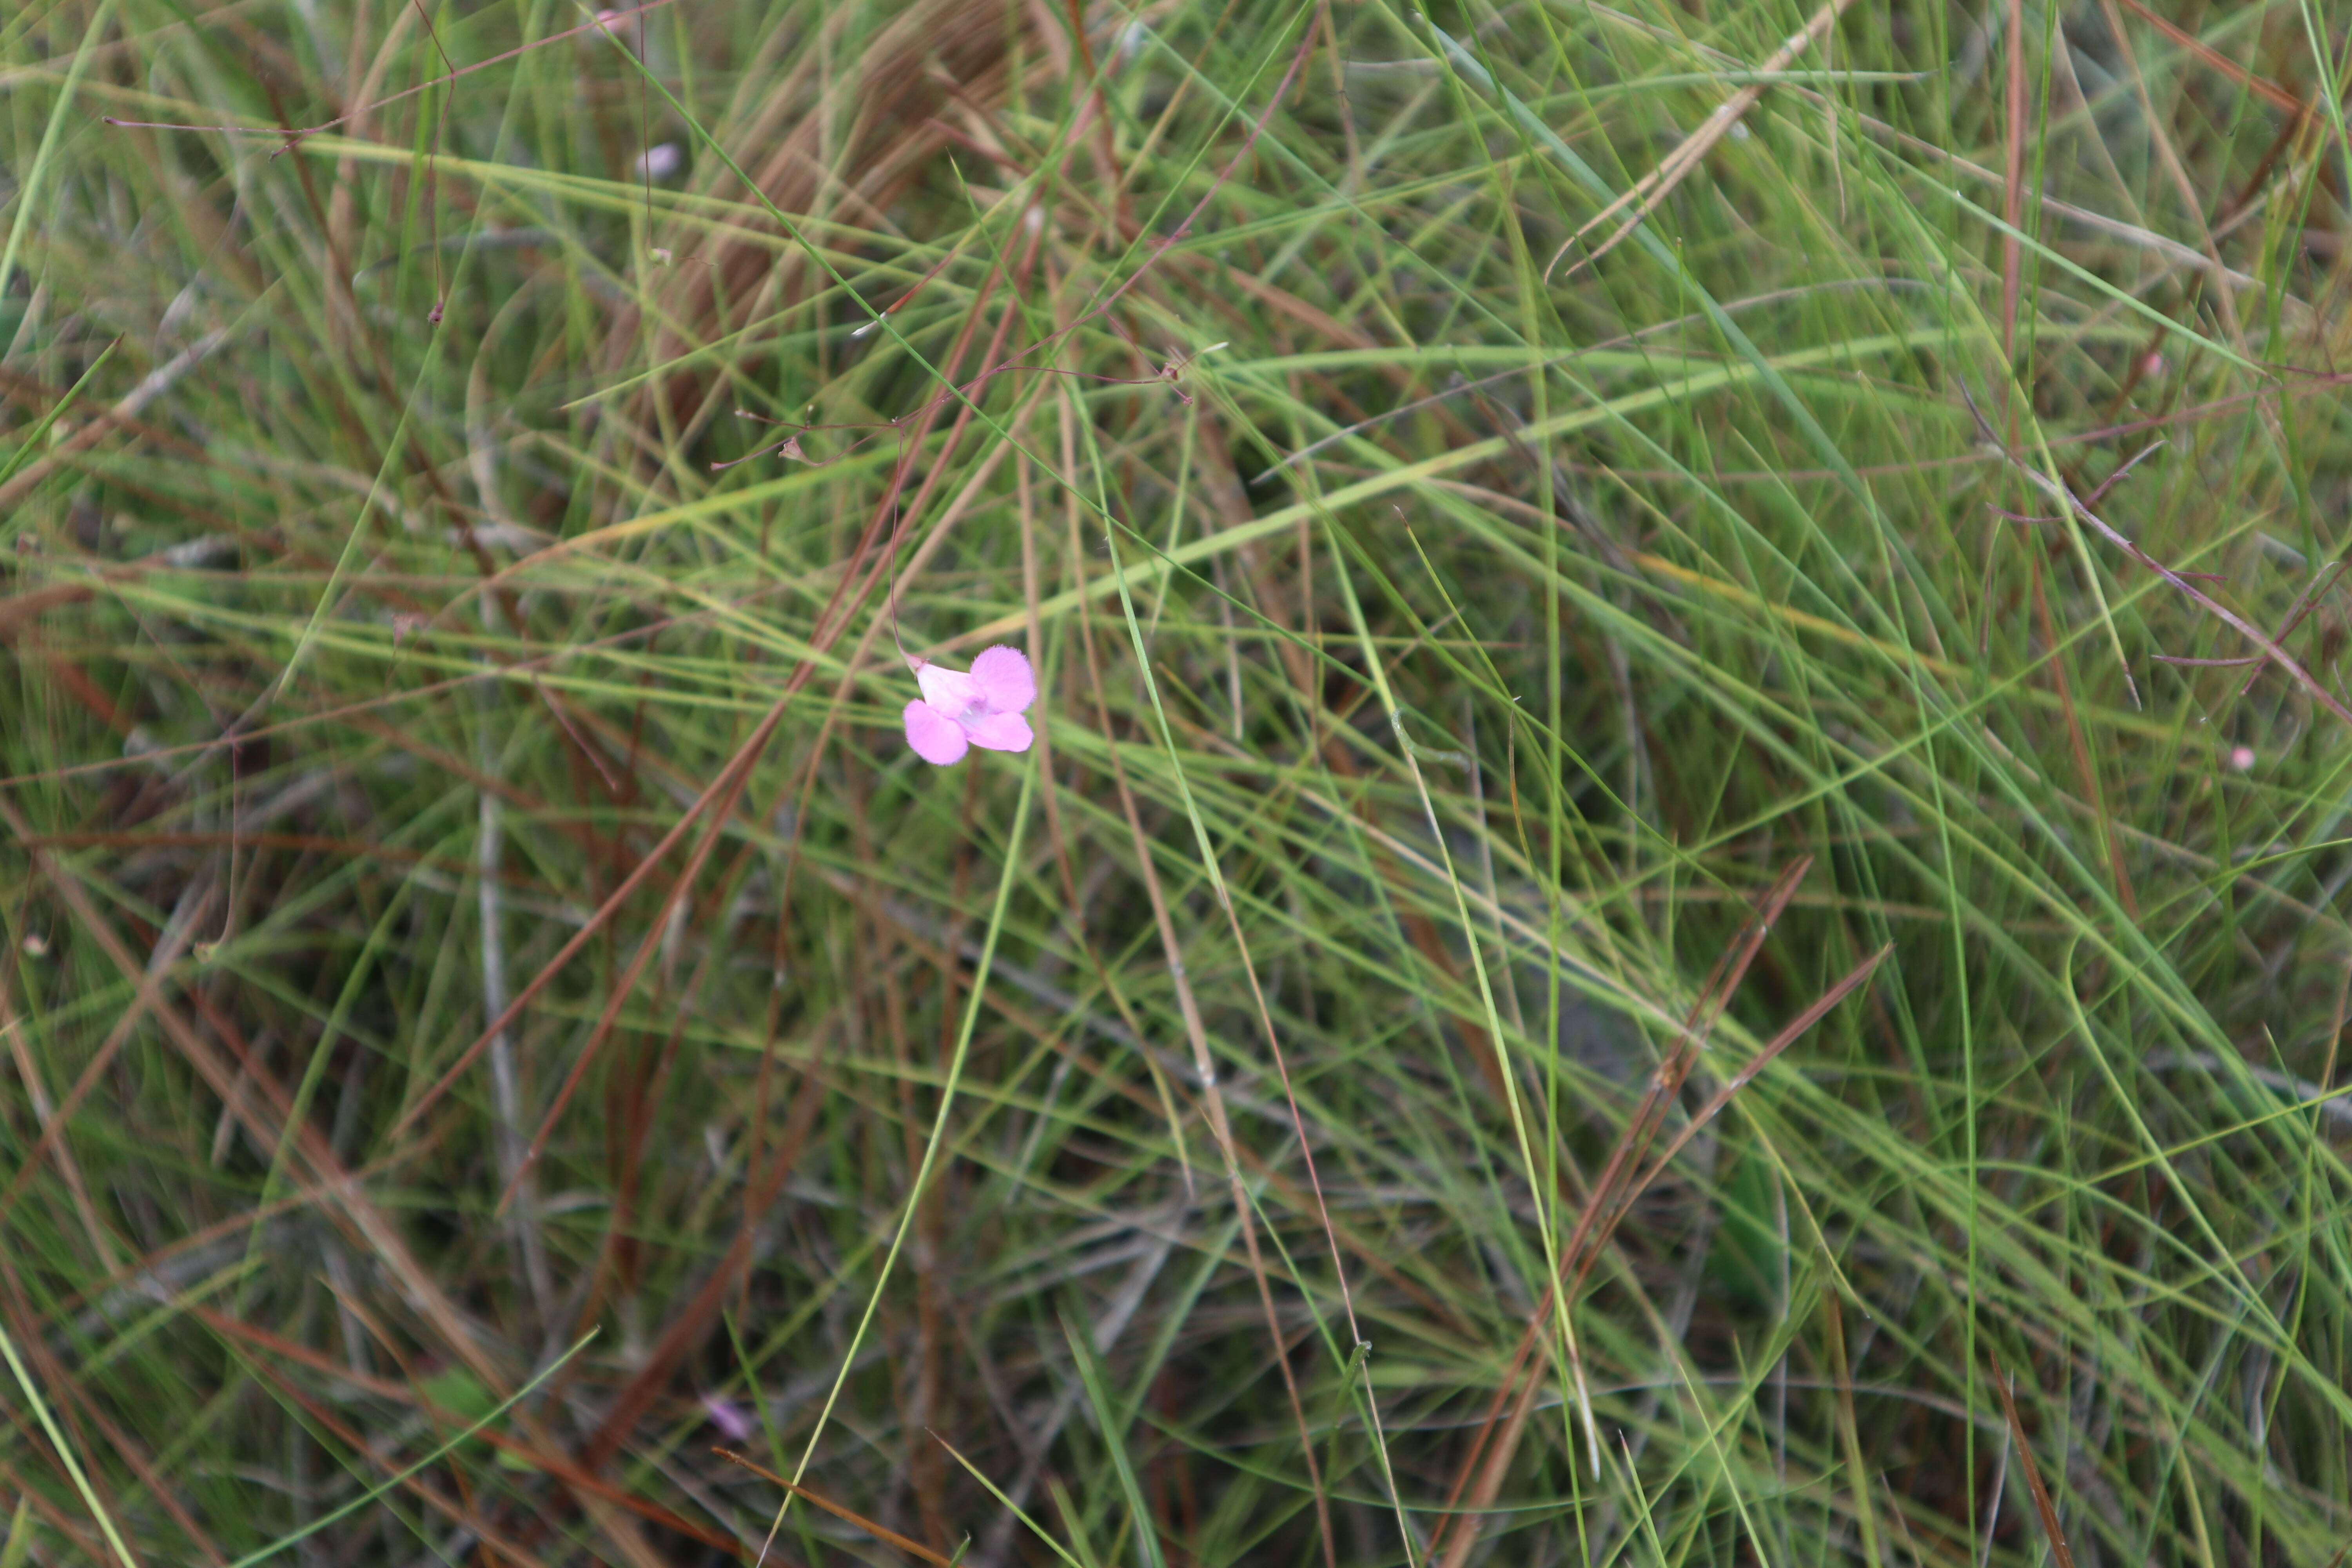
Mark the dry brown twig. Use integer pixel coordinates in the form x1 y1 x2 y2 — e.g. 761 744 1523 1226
1964 386 2352 734
1988 1351 2080 1568
1545 0 1861 282
1432 862 1889 1566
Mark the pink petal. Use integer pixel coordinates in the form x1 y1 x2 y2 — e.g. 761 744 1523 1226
904 699 970 765
915 662 980 716
968 645 1036 715
962 710 1033 753
700 1394 756 1443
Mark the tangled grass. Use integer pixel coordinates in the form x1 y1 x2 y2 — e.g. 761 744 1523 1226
4 0 2352 1563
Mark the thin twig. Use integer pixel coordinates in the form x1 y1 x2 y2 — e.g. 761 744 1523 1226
1545 0 1861 281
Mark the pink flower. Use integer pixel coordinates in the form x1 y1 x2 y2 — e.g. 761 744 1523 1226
699 1393 755 1443
902 646 1036 766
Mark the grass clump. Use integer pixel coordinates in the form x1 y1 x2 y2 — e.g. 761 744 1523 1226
4 0 2352 1563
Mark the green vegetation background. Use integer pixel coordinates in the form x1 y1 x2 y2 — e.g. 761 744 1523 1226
2 0 2349 1563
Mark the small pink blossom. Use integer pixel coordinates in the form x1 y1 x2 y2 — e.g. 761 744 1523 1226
2229 745 2255 772
903 646 1036 766
699 1394 755 1443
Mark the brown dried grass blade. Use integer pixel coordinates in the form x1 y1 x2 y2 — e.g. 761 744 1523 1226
2028 556 2138 919
1434 1365 1544 1568
1625 942 1890 1205
715 1449 956 1567
1428 858 1817 1526
1554 855 1812 1292
1546 0 1860 281
1988 1352 2078 1568
2113 0 2306 116
1991 426 2352 734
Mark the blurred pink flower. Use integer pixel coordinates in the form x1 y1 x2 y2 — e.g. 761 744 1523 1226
903 646 1036 766
700 1393 755 1443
